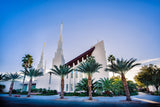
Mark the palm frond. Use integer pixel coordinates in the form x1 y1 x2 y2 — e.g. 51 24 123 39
105 58 140 74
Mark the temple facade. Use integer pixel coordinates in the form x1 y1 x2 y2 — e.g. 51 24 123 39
0 23 109 92
36 23 109 92
64 40 108 92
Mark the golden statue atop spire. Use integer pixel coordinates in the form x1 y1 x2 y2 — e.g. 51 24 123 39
43 42 45 48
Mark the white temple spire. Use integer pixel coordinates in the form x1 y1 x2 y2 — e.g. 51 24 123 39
37 43 45 72
52 23 65 67
57 22 63 51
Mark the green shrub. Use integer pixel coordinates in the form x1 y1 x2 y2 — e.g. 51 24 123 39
0 84 5 92
21 91 28 95
64 92 75 96
12 89 21 94
78 92 86 96
42 88 47 94
31 88 39 92
154 91 160 96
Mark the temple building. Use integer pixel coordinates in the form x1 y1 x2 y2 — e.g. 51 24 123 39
35 23 109 92
0 23 109 92
1 23 159 93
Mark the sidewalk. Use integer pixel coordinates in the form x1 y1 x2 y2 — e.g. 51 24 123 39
0 93 160 104
0 94 142 103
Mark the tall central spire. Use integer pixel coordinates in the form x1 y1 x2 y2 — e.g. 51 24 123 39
52 23 65 67
57 22 63 52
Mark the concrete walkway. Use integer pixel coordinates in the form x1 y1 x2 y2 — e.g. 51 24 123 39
0 92 160 104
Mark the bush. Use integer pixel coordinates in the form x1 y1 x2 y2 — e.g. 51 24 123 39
42 88 47 94
12 89 21 94
31 88 39 92
46 90 58 95
64 92 75 96
21 91 28 95
102 91 113 97
138 88 146 92
154 91 160 96
0 84 5 92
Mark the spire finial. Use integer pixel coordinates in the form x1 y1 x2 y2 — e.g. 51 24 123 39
43 42 45 48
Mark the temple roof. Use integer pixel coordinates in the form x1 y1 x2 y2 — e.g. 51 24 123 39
65 47 95 67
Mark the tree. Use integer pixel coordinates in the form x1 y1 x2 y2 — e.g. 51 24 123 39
111 76 124 96
134 75 145 88
0 73 6 93
51 65 73 99
135 64 160 92
5 72 21 96
26 68 43 97
0 73 6 81
48 71 54 90
105 58 140 101
76 56 102 100
21 54 33 92
75 78 97 94
147 65 160 92
108 55 116 77
97 78 112 92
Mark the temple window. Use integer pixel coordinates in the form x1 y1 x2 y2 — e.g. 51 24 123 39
75 71 78 78
66 84 68 91
71 71 73 78
71 84 73 91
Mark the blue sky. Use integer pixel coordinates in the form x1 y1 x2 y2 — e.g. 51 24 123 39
0 0 160 73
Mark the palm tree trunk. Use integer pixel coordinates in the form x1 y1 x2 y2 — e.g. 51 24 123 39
60 77 64 99
27 78 32 97
21 75 26 92
155 86 159 92
121 74 131 101
49 74 51 90
9 80 14 96
88 75 92 100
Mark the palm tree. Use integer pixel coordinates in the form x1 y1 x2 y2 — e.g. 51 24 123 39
97 78 112 92
48 71 54 90
105 58 140 101
76 56 102 100
5 72 21 96
26 68 43 97
21 54 33 92
20 69 28 91
0 73 6 81
108 55 115 77
75 78 97 94
51 65 73 99
22 54 33 69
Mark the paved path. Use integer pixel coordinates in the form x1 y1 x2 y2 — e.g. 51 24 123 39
0 93 160 107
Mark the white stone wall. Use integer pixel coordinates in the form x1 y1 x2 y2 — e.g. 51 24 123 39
149 85 160 92
36 41 108 92
92 40 109 81
0 81 22 92
36 73 61 91
64 40 109 92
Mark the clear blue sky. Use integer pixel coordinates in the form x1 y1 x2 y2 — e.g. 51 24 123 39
0 0 160 73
